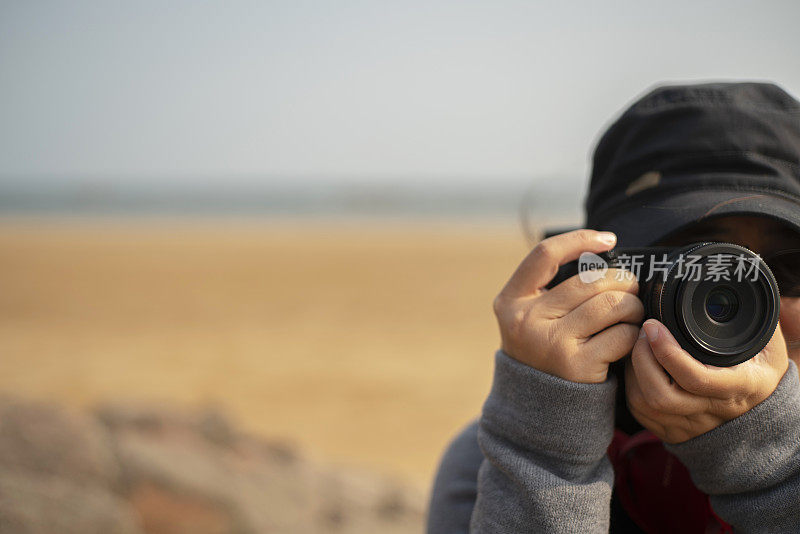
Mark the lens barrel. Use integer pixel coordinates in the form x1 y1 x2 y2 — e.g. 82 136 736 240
642 243 780 367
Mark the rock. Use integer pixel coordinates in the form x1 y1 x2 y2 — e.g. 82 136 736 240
0 470 142 534
108 422 316 532
306 468 425 534
128 482 232 534
0 396 425 534
0 396 119 487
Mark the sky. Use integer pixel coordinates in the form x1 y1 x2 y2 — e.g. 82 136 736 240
1 0 799 191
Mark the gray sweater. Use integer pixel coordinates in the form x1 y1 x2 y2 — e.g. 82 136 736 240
427 351 800 533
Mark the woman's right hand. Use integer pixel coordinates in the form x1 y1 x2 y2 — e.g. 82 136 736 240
493 229 644 383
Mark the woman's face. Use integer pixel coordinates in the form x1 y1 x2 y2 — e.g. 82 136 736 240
658 215 800 365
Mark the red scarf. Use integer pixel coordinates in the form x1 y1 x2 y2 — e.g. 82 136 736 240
607 429 733 534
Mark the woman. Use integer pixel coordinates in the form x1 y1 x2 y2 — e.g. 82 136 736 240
427 82 800 533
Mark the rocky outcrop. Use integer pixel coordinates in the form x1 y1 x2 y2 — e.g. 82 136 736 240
0 397 424 534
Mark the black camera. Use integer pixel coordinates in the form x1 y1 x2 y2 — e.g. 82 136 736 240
549 242 781 367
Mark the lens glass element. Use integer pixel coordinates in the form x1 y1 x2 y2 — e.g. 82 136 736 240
705 287 739 323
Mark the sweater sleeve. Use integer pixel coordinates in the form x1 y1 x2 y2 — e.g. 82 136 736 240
665 360 800 533
469 350 618 533
426 419 482 534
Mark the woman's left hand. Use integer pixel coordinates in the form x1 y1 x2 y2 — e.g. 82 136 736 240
625 319 790 443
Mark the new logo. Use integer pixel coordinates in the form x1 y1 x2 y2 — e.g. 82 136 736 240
578 252 608 283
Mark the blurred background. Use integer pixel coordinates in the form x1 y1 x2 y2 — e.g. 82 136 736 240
1 1 799 532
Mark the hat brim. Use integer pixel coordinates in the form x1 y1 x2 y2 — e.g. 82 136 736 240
596 189 800 247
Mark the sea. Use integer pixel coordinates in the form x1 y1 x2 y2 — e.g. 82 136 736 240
0 176 583 227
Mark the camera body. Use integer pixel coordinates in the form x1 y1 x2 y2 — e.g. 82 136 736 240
549 242 781 367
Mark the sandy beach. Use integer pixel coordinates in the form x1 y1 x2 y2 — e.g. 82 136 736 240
0 217 532 490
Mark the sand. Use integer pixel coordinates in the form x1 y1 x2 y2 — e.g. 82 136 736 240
0 217 532 490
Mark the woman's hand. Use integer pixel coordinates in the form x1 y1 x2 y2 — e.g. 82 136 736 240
625 318 790 443
493 229 644 383
779 297 800 365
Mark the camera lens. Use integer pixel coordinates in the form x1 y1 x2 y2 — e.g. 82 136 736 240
705 287 739 322
645 242 780 367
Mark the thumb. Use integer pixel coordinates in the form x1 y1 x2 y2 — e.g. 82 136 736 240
642 319 720 396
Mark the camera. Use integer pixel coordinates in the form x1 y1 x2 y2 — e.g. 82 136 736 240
548 242 781 367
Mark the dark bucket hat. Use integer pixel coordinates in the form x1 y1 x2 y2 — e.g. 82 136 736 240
585 81 800 247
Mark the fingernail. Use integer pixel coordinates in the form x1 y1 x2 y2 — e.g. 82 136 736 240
638 327 647 339
597 232 616 246
643 321 659 342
